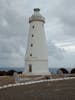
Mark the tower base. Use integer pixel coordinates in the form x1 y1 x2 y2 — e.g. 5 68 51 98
23 72 51 76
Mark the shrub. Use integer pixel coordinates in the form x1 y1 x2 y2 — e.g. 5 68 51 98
6 70 16 76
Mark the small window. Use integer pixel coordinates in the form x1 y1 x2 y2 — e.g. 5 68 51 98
32 25 35 29
32 34 34 37
30 53 32 56
31 44 33 47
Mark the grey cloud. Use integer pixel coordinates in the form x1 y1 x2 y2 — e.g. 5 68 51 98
45 0 75 40
58 0 75 36
48 41 65 60
0 0 27 67
0 0 75 68
60 5 75 36
49 52 75 68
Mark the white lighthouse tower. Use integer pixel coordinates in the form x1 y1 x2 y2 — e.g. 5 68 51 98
24 8 49 75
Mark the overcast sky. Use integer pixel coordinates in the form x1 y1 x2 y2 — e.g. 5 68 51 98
0 0 75 68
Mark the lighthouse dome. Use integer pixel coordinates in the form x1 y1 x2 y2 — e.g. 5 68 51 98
29 8 45 23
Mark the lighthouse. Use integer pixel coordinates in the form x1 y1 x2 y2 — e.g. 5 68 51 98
24 8 49 75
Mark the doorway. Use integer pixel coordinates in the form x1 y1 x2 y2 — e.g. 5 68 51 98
29 64 32 72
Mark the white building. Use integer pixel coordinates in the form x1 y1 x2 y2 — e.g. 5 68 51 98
24 8 49 75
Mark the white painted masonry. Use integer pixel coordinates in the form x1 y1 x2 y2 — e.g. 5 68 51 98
24 8 49 75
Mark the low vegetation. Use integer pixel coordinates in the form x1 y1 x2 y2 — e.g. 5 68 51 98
0 70 22 76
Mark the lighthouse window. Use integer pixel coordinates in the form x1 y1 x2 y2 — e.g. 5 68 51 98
30 53 32 56
32 25 35 29
31 44 33 47
32 34 34 37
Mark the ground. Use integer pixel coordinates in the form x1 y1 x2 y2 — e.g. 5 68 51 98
0 78 75 100
0 76 14 86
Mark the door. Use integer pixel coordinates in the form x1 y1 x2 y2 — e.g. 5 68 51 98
29 64 32 72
